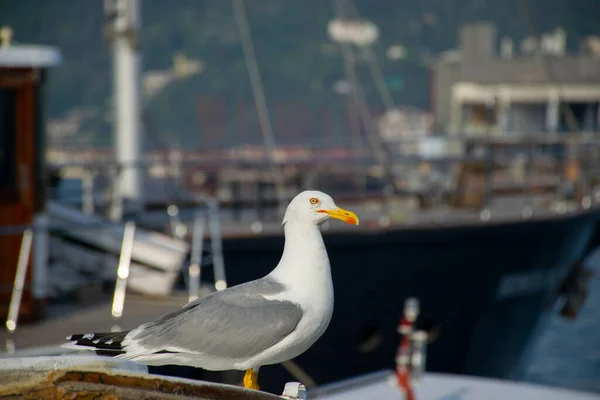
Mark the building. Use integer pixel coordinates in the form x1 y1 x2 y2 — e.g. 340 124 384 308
376 107 434 141
432 22 600 135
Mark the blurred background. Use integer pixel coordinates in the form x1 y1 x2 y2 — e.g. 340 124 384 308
1 0 599 396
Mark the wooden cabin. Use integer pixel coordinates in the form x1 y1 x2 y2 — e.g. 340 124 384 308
0 29 61 323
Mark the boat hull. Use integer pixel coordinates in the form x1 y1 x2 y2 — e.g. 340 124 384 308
149 209 600 393
213 210 598 391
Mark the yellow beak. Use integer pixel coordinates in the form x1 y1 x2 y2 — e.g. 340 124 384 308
318 207 360 225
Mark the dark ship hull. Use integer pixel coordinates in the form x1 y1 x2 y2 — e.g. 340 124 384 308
151 208 600 393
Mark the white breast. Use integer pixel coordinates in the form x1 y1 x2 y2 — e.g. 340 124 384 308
233 220 335 369
236 285 333 369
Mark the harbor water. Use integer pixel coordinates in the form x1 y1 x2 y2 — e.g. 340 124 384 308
521 248 600 393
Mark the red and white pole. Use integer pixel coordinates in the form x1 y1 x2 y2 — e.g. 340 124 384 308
395 298 419 400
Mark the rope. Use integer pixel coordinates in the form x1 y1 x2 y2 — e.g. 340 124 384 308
232 0 278 160
232 0 287 214
347 0 396 111
332 0 397 193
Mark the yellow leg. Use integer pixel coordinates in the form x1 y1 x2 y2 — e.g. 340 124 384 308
243 368 260 390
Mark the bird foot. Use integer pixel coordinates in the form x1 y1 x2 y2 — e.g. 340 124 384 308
243 368 260 390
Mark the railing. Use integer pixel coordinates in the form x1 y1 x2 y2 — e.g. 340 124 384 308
165 197 227 299
46 134 600 232
5 229 33 335
110 220 136 331
1 200 227 351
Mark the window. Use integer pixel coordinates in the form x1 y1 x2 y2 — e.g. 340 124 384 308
468 103 498 126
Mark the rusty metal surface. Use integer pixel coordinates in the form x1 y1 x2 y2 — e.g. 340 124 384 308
0 356 281 400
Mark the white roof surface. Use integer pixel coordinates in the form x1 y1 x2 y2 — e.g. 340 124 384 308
0 44 61 67
311 371 600 400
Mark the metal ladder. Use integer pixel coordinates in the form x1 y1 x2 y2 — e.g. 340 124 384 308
3 200 226 346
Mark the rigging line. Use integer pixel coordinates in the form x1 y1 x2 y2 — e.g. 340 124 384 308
232 0 278 161
334 1 380 158
232 0 286 214
347 0 395 111
332 0 363 156
337 0 393 162
516 0 579 135
333 0 395 186
363 46 395 110
348 50 388 165
341 0 397 170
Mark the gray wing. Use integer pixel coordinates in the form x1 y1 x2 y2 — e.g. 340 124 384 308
127 278 303 359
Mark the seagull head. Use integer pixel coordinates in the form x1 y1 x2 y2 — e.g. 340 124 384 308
283 190 359 226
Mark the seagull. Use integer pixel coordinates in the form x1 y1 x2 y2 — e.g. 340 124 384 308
62 190 359 390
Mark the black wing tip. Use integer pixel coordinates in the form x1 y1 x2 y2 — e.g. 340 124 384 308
65 332 129 351
66 333 96 341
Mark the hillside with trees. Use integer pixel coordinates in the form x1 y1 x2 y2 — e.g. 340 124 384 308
2 0 599 147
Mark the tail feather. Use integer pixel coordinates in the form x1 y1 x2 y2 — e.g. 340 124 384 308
63 331 129 356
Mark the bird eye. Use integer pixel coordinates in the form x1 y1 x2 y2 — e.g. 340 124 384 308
309 197 319 205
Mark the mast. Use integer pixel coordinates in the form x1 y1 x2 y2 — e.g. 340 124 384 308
232 0 287 216
105 0 144 219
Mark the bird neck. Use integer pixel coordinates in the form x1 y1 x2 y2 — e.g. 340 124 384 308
268 221 331 287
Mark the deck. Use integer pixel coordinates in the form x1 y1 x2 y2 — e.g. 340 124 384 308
0 290 189 354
